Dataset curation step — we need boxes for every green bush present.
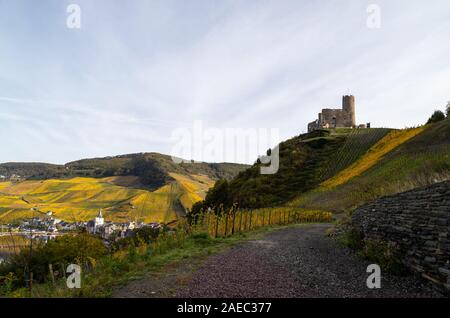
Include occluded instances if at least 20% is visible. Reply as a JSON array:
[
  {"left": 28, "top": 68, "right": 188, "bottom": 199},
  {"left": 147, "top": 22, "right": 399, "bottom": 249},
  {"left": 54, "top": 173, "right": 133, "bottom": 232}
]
[
  {"left": 363, "top": 239, "right": 408, "bottom": 275},
  {"left": 0, "top": 233, "right": 107, "bottom": 286},
  {"left": 426, "top": 110, "right": 446, "bottom": 124},
  {"left": 111, "top": 226, "right": 161, "bottom": 251},
  {"left": 340, "top": 228, "right": 364, "bottom": 250},
  {"left": 340, "top": 228, "right": 408, "bottom": 275}
]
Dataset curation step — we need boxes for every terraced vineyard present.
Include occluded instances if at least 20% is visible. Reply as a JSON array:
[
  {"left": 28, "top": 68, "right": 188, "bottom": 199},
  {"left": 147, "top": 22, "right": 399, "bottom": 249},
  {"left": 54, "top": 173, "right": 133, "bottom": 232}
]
[
  {"left": 0, "top": 174, "right": 216, "bottom": 223},
  {"left": 319, "top": 128, "right": 391, "bottom": 181},
  {"left": 289, "top": 120, "right": 450, "bottom": 212}
]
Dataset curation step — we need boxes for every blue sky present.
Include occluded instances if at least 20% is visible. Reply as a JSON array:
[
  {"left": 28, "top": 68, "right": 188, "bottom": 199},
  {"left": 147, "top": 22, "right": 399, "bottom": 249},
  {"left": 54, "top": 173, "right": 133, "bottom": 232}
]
[{"left": 1, "top": 0, "right": 449, "bottom": 164}]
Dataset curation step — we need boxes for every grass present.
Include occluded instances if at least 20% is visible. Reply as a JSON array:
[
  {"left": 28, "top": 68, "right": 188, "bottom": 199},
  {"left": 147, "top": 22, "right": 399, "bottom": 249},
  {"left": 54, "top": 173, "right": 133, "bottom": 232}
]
[
  {"left": 319, "top": 128, "right": 392, "bottom": 180},
  {"left": 4, "top": 222, "right": 315, "bottom": 298},
  {"left": 339, "top": 228, "right": 408, "bottom": 275},
  {"left": 204, "top": 127, "right": 391, "bottom": 209},
  {"left": 289, "top": 121, "right": 450, "bottom": 213},
  {"left": 0, "top": 174, "right": 216, "bottom": 224},
  {"left": 321, "top": 127, "right": 425, "bottom": 188}
]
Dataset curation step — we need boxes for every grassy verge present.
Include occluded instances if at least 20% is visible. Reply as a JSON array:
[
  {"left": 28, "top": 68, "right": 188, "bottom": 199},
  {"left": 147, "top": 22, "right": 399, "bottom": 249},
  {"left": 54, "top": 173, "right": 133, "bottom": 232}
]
[
  {"left": 3, "top": 223, "right": 312, "bottom": 298},
  {"left": 338, "top": 227, "right": 408, "bottom": 275}
]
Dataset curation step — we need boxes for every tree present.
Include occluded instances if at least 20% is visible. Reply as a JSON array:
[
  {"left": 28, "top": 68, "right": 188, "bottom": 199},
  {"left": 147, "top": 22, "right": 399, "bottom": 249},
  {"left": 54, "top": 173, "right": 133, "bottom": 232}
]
[
  {"left": 130, "top": 154, "right": 168, "bottom": 189},
  {"left": 446, "top": 102, "right": 450, "bottom": 118},
  {"left": 204, "top": 179, "right": 230, "bottom": 208},
  {"left": 426, "top": 110, "right": 445, "bottom": 124}
]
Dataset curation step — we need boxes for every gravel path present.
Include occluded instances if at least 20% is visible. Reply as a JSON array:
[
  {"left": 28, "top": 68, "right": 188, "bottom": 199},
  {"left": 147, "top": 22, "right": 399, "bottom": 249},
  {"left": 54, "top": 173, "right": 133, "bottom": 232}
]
[
  {"left": 114, "top": 224, "right": 435, "bottom": 298},
  {"left": 176, "top": 224, "right": 433, "bottom": 297}
]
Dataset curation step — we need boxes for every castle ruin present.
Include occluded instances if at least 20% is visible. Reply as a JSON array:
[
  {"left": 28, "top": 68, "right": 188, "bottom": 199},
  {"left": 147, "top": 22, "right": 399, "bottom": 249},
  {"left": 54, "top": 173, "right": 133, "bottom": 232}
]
[{"left": 307, "top": 95, "right": 357, "bottom": 132}]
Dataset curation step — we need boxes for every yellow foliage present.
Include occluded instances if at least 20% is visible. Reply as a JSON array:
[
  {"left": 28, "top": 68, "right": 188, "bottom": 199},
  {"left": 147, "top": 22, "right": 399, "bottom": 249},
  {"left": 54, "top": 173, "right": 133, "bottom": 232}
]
[
  {"left": 321, "top": 127, "right": 425, "bottom": 188},
  {"left": 193, "top": 207, "right": 333, "bottom": 237},
  {"left": 168, "top": 173, "right": 213, "bottom": 209},
  {"left": 0, "top": 174, "right": 214, "bottom": 224}
]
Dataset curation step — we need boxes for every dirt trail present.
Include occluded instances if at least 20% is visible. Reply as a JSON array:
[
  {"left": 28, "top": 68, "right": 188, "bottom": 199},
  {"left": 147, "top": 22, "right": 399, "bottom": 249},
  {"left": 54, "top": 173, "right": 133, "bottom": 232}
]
[{"left": 114, "top": 224, "right": 434, "bottom": 298}]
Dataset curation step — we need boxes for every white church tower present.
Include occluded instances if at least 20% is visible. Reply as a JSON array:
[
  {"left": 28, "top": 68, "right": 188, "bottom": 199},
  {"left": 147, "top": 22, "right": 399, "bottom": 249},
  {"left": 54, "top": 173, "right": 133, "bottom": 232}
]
[{"left": 94, "top": 209, "right": 104, "bottom": 227}]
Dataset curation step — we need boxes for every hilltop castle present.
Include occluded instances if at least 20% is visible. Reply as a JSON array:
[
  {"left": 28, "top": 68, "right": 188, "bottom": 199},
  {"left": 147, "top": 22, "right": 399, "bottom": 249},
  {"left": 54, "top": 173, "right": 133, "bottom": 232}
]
[{"left": 308, "top": 95, "right": 364, "bottom": 132}]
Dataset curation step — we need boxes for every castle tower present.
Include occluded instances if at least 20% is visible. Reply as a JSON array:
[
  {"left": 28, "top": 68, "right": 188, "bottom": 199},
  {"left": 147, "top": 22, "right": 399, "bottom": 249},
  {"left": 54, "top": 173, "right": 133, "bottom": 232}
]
[{"left": 342, "top": 95, "right": 356, "bottom": 127}]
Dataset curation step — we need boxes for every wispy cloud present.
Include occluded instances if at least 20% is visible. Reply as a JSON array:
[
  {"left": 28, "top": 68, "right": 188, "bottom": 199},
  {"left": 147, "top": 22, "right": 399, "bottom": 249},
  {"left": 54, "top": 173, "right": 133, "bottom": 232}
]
[{"left": 0, "top": 0, "right": 449, "bottom": 163}]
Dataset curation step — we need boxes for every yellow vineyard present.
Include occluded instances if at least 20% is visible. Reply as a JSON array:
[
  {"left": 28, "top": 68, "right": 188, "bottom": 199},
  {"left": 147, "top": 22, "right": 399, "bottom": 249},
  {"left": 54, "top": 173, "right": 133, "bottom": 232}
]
[
  {"left": 0, "top": 174, "right": 214, "bottom": 224},
  {"left": 321, "top": 127, "right": 426, "bottom": 188}
]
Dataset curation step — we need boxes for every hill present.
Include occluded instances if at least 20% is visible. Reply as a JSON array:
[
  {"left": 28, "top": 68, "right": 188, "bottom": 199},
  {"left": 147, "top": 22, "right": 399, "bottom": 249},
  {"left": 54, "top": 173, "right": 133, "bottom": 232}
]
[
  {"left": 0, "top": 153, "right": 248, "bottom": 223},
  {"left": 290, "top": 119, "right": 450, "bottom": 212},
  {"left": 0, "top": 152, "right": 247, "bottom": 185},
  {"left": 196, "top": 128, "right": 392, "bottom": 209},
  {"left": 195, "top": 120, "right": 450, "bottom": 214}
]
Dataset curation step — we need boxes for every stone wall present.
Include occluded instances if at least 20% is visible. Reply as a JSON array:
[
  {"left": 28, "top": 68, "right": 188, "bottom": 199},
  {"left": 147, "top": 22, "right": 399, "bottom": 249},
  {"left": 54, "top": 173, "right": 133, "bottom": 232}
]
[
  {"left": 307, "top": 95, "right": 356, "bottom": 132},
  {"left": 351, "top": 181, "right": 450, "bottom": 295}
]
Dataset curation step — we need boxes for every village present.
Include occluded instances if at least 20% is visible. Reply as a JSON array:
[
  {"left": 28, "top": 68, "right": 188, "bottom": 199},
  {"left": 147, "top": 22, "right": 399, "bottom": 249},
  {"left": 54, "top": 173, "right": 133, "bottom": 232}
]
[{"left": 0, "top": 209, "right": 161, "bottom": 243}]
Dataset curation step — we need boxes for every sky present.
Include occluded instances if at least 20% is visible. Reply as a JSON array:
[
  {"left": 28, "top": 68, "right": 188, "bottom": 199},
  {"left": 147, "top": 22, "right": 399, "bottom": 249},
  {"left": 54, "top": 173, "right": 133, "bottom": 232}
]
[{"left": 0, "top": 0, "right": 449, "bottom": 164}]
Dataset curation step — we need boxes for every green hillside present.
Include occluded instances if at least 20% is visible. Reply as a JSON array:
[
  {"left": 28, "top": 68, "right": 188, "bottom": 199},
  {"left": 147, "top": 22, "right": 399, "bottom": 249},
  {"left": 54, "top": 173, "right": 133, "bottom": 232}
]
[
  {"left": 291, "top": 119, "right": 450, "bottom": 213},
  {"left": 195, "top": 120, "right": 449, "bottom": 214},
  {"left": 195, "top": 128, "right": 392, "bottom": 209},
  {"left": 0, "top": 152, "right": 247, "bottom": 183}
]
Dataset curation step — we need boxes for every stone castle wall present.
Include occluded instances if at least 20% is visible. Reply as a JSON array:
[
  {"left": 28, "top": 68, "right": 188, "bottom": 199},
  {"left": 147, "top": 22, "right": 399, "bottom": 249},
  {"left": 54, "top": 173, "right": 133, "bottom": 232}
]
[
  {"left": 351, "top": 181, "right": 450, "bottom": 295},
  {"left": 307, "top": 95, "right": 356, "bottom": 132}
]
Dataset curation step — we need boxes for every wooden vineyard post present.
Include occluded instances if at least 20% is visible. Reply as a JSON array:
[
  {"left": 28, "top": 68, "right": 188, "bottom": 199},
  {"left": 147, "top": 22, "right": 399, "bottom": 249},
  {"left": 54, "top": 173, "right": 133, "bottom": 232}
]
[
  {"left": 49, "top": 264, "right": 55, "bottom": 285},
  {"left": 231, "top": 211, "right": 236, "bottom": 235},
  {"left": 224, "top": 213, "right": 229, "bottom": 237},
  {"left": 214, "top": 213, "right": 220, "bottom": 238},
  {"left": 238, "top": 210, "right": 243, "bottom": 233},
  {"left": 262, "top": 210, "right": 265, "bottom": 227},
  {"left": 207, "top": 211, "right": 211, "bottom": 235},
  {"left": 249, "top": 210, "right": 253, "bottom": 230},
  {"left": 288, "top": 210, "right": 291, "bottom": 224},
  {"left": 243, "top": 211, "right": 248, "bottom": 231}
]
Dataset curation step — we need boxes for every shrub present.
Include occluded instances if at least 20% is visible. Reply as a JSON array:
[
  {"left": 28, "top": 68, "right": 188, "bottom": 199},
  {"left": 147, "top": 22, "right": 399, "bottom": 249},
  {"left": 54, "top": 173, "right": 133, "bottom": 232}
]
[
  {"left": 426, "top": 110, "right": 445, "bottom": 124},
  {"left": 363, "top": 239, "right": 408, "bottom": 275},
  {"left": 0, "top": 233, "right": 107, "bottom": 286},
  {"left": 339, "top": 228, "right": 408, "bottom": 275},
  {"left": 340, "top": 228, "right": 364, "bottom": 250},
  {"left": 111, "top": 226, "right": 161, "bottom": 251}
]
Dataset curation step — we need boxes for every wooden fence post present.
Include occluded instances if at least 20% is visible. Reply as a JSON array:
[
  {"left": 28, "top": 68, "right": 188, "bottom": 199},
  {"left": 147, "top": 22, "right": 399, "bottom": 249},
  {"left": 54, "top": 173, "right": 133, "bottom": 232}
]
[
  {"left": 231, "top": 211, "right": 236, "bottom": 235},
  {"left": 49, "top": 264, "right": 55, "bottom": 285},
  {"left": 243, "top": 211, "right": 248, "bottom": 231},
  {"left": 214, "top": 214, "right": 220, "bottom": 238},
  {"left": 206, "top": 212, "right": 211, "bottom": 234},
  {"left": 239, "top": 210, "right": 243, "bottom": 233},
  {"left": 224, "top": 213, "right": 229, "bottom": 237}
]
